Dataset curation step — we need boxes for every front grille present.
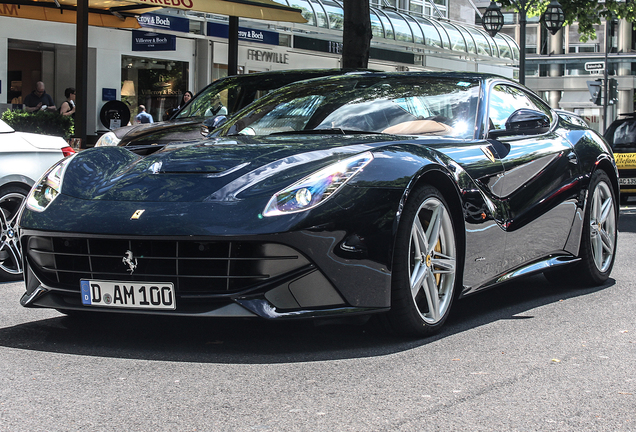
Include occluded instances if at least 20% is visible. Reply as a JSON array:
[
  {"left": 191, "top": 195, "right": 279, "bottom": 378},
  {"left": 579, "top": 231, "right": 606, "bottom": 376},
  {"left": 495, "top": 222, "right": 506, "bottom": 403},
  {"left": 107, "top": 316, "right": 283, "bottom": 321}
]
[{"left": 25, "top": 236, "right": 309, "bottom": 297}]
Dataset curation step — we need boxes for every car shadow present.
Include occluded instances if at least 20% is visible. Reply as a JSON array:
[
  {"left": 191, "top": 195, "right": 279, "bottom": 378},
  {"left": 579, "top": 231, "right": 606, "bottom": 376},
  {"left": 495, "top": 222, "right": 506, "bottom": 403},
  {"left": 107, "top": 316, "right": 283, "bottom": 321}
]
[{"left": 0, "top": 274, "right": 613, "bottom": 364}]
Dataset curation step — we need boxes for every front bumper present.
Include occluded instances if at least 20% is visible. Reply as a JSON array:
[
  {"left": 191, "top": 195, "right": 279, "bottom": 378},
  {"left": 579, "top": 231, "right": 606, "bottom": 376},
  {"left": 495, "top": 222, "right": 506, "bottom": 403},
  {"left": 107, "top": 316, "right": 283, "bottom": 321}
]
[{"left": 19, "top": 188, "right": 400, "bottom": 319}]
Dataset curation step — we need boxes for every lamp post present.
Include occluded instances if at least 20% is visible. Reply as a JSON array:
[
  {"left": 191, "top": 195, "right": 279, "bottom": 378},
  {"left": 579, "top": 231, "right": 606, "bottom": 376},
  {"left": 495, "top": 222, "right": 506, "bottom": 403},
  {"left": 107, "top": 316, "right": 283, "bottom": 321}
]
[
  {"left": 482, "top": 0, "right": 564, "bottom": 86},
  {"left": 483, "top": 1, "right": 505, "bottom": 37}
]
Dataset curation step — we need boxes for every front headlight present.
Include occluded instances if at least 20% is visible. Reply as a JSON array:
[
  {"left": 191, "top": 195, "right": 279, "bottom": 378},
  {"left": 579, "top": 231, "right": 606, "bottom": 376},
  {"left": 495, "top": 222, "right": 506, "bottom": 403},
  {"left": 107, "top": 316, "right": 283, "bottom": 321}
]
[
  {"left": 263, "top": 152, "right": 373, "bottom": 217},
  {"left": 95, "top": 131, "right": 120, "bottom": 147},
  {"left": 26, "top": 155, "right": 75, "bottom": 212}
]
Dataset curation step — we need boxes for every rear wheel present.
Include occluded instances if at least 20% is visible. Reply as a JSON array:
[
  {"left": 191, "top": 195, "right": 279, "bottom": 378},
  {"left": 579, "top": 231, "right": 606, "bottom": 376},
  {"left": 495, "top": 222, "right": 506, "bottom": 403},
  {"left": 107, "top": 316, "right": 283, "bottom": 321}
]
[
  {"left": 385, "top": 186, "right": 458, "bottom": 337},
  {"left": 0, "top": 184, "right": 30, "bottom": 281}
]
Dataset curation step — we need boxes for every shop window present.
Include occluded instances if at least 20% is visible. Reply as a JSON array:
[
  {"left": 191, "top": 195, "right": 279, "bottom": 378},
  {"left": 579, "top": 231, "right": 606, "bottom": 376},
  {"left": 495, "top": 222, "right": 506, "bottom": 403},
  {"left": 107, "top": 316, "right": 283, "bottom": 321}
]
[
  {"left": 121, "top": 56, "right": 189, "bottom": 123},
  {"left": 569, "top": 45, "right": 600, "bottom": 53},
  {"left": 8, "top": 71, "right": 22, "bottom": 105},
  {"left": 213, "top": 64, "right": 229, "bottom": 81},
  {"left": 7, "top": 49, "right": 42, "bottom": 106},
  {"left": 189, "top": 20, "right": 205, "bottom": 35},
  {"left": 279, "top": 34, "right": 292, "bottom": 47},
  {"left": 409, "top": 3, "right": 423, "bottom": 16}
]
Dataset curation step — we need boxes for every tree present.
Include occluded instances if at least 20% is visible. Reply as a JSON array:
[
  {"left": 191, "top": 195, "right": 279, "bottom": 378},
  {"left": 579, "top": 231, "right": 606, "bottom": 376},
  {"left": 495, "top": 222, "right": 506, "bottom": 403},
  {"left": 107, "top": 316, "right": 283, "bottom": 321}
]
[
  {"left": 496, "top": 0, "right": 636, "bottom": 42},
  {"left": 342, "top": 0, "right": 372, "bottom": 68}
]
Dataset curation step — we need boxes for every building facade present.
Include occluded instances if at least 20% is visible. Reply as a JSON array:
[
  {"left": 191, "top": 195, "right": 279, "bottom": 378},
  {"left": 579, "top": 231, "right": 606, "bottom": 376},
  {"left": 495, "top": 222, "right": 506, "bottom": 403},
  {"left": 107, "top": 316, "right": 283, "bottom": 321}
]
[
  {"left": 474, "top": 0, "right": 636, "bottom": 133},
  {"left": 0, "top": 0, "right": 518, "bottom": 142}
]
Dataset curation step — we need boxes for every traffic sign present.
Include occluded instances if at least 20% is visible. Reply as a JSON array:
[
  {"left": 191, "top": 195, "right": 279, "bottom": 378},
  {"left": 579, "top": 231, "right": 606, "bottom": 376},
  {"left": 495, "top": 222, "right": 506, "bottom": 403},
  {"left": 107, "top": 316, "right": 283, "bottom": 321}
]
[
  {"left": 585, "top": 62, "right": 605, "bottom": 72},
  {"left": 587, "top": 79, "right": 603, "bottom": 105}
]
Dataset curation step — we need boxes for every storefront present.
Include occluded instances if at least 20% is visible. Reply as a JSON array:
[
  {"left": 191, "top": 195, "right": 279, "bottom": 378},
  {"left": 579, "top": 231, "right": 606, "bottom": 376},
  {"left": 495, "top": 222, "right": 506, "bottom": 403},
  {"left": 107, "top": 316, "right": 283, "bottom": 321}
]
[
  {"left": 0, "top": 1, "right": 518, "bottom": 142},
  {"left": 121, "top": 55, "right": 190, "bottom": 123},
  {"left": 0, "top": 13, "right": 196, "bottom": 140},
  {"left": 557, "top": 91, "right": 604, "bottom": 132}
]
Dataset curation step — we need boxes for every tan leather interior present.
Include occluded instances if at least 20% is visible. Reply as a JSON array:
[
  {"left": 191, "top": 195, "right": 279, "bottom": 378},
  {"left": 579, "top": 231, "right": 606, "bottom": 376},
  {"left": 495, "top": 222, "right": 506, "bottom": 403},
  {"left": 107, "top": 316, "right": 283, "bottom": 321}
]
[{"left": 383, "top": 120, "right": 454, "bottom": 135}]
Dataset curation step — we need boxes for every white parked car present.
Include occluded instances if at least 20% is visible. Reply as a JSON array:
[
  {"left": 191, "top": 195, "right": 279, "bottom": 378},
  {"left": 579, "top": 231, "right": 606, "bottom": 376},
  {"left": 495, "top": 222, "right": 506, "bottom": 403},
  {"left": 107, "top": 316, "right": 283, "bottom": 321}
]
[{"left": 0, "top": 119, "right": 75, "bottom": 280}]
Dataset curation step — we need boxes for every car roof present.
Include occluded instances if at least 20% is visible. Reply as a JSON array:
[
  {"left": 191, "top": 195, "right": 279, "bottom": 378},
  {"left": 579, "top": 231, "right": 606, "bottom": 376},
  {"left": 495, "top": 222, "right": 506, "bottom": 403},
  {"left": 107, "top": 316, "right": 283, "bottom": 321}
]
[
  {"left": 202, "top": 68, "right": 372, "bottom": 87},
  {"left": 261, "top": 71, "right": 511, "bottom": 89}
]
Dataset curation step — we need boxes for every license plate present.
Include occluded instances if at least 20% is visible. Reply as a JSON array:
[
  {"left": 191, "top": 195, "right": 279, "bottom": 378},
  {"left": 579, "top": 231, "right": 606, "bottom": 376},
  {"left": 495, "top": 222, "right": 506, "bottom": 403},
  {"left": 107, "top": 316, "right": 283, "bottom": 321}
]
[
  {"left": 80, "top": 279, "right": 176, "bottom": 310},
  {"left": 619, "top": 178, "right": 636, "bottom": 185}
]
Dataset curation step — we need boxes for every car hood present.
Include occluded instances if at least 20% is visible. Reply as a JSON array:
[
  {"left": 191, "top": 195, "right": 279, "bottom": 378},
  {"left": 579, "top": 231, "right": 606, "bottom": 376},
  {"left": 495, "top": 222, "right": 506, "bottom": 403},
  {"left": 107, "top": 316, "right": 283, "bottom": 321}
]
[
  {"left": 63, "top": 134, "right": 418, "bottom": 202},
  {"left": 114, "top": 118, "right": 203, "bottom": 144},
  {"left": 14, "top": 131, "right": 69, "bottom": 150}
]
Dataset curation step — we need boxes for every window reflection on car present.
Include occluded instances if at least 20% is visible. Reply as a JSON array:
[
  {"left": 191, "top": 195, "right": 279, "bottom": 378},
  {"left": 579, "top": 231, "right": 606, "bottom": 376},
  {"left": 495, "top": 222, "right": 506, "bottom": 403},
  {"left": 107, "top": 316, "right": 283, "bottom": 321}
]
[
  {"left": 488, "top": 84, "right": 553, "bottom": 133},
  {"left": 219, "top": 76, "right": 481, "bottom": 140},
  {"left": 555, "top": 109, "right": 589, "bottom": 128}
]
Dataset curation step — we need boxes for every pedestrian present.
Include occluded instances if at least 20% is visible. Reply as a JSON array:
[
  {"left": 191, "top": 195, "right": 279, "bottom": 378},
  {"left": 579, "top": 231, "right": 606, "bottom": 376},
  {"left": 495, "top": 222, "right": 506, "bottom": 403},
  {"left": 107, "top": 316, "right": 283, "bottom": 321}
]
[
  {"left": 136, "top": 105, "right": 153, "bottom": 124},
  {"left": 165, "top": 90, "right": 194, "bottom": 120},
  {"left": 59, "top": 87, "right": 76, "bottom": 118},
  {"left": 178, "top": 90, "right": 194, "bottom": 110},
  {"left": 23, "top": 81, "right": 56, "bottom": 113}
]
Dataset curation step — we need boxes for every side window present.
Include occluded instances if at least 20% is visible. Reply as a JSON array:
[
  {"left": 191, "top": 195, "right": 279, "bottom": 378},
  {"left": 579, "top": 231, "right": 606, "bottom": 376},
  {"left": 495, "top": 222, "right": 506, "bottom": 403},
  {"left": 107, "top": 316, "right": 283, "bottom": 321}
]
[
  {"left": 527, "top": 93, "right": 552, "bottom": 118},
  {"left": 488, "top": 84, "right": 551, "bottom": 131}
]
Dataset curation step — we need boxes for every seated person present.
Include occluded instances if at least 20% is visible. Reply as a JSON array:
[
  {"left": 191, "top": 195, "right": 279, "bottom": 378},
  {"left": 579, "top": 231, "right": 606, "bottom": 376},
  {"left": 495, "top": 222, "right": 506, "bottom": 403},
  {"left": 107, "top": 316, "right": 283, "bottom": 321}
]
[{"left": 204, "top": 94, "right": 228, "bottom": 117}]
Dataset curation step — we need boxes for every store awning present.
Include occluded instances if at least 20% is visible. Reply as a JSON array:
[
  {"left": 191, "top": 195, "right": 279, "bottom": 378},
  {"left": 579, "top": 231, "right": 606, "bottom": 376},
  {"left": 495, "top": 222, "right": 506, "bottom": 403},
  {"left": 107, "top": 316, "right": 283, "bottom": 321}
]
[
  {"left": 1, "top": 0, "right": 306, "bottom": 145},
  {"left": 0, "top": 0, "right": 306, "bottom": 26},
  {"left": 0, "top": 0, "right": 151, "bottom": 28},
  {"left": 558, "top": 91, "right": 598, "bottom": 109},
  {"left": 129, "top": 0, "right": 307, "bottom": 23}
]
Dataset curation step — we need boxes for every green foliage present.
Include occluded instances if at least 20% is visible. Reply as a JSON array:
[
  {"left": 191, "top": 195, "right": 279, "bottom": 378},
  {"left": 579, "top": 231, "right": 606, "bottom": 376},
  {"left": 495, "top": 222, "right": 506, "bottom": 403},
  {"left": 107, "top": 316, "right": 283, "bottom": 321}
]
[
  {"left": 1, "top": 109, "right": 74, "bottom": 140},
  {"left": 497, "top": 0, "right": 636, "bottom": 42}
]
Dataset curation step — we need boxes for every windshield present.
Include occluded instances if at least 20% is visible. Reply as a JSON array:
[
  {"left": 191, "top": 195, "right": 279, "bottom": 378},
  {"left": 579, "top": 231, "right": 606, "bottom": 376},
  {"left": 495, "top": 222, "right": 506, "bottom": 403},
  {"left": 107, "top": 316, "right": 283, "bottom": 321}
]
[
  {"left": 174, "top": 78, "right": 236, "bottom": 119},
  {"left": 173, "top": 71, "right": 340, "bottom": 120},
  {"left": 218, "top": 76, "right": 480, "bottom": 139},
  {"left": 611, "top": 119, "right": 636, "bottom": 148}
]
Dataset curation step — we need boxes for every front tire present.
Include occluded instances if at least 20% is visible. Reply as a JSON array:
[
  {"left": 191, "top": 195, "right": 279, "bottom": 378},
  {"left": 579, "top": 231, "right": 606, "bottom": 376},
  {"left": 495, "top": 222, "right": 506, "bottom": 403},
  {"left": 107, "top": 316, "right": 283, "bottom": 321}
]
[
  {"left": 0, "top": 184, "right": 30, "bottom": 281},
  {"left": 577, "top": 170, "right": 618, "bottom": 285},
  {"left": 386, "top": 185, "right": 458, "bottom": 337}
]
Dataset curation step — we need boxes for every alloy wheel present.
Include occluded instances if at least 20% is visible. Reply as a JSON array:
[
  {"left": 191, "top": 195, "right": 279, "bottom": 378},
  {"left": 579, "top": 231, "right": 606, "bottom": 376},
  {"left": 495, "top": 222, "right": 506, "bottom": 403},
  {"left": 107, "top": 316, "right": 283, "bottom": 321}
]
[
  {"left": 0, "top": 191, "right": 26, "bottom": 277},
  {"left": 408, "top": 196, "right": 456, "bottom": 324},
  {"left": 589, "top": 180, "right": 616, "bottom": 273}
]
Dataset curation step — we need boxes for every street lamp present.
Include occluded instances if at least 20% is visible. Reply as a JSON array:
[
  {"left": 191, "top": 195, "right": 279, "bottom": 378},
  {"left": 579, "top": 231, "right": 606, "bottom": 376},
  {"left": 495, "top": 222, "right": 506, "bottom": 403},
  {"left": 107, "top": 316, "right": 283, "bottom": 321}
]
[
  {"left": 482, "top": 1, "right": 565, "bottom": 85},
  {"left": 483, "top": 1, "right": 504, "bottom": 37},
  {"left": 542, "top": 0, "right": 566, "bottom": 35}
]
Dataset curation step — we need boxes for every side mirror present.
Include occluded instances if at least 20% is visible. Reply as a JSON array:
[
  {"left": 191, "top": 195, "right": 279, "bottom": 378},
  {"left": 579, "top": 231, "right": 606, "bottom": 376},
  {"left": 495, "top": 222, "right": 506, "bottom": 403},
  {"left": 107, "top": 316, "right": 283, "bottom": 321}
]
[
  {"left": 200, "top": 115, "right": 228, "bottom": 136},
  {"left": 489, "top": 108, "right": 551, "bottom": 138}
]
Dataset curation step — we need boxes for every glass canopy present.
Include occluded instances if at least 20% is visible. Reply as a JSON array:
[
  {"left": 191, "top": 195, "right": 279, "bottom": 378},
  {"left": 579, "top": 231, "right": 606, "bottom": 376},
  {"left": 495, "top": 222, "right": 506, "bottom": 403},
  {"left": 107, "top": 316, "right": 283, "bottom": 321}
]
[{"left": 277, "top": 0, "right": 519, "bottom": 61}]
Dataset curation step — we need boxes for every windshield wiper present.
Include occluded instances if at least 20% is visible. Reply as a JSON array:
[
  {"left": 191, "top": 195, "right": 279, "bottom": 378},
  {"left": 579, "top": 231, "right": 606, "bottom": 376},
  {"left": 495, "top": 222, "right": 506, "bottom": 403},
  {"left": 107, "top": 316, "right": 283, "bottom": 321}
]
[{"left": 270, "top": 128, "right": 381, "bottom": 136}]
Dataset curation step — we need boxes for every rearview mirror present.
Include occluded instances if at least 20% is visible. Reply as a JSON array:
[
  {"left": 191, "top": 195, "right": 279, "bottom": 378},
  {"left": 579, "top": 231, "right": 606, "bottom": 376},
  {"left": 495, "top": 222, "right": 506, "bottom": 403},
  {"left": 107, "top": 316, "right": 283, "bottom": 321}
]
[
  {"left": 489, "top": 108, "right": 551, "bottom": 138},
  {"left": 201, "top": 115, "right": 228, "bottom": 137}
]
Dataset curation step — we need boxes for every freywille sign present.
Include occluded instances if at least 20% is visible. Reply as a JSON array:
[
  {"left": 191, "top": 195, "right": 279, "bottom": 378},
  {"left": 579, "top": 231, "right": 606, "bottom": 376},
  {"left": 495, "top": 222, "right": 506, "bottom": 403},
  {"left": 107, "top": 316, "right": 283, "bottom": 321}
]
[
  {"left": 247, "top": 49, "right": 289, "bottom": 64},
  {"left": 328, "top": 41, "right": 343, "bottom": 54}
]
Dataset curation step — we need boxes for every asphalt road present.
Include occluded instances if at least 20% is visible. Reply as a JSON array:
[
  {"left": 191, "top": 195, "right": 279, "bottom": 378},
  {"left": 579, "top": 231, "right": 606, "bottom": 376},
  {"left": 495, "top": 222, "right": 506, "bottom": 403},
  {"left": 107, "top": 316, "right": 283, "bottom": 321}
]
[{"left": 1, "top": 208, "right": 635, "bottom": 431}]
